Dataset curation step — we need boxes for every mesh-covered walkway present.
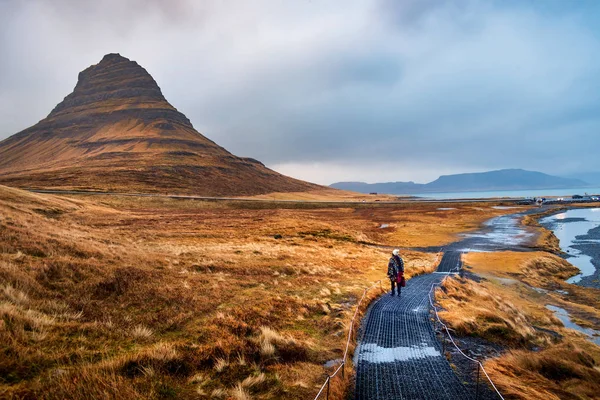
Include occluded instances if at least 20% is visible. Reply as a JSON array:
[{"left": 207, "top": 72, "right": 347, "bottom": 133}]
[{"left": 354, "top": 251, "right": 471, "bottom": 400}]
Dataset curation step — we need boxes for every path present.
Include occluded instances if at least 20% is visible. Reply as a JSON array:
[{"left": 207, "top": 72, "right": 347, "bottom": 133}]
[
  {"left": 354, "top": 251, "right": 471, "bottom": 400},
  {"left": 354, "top": 208, "right": 545, "bottom": 399}
]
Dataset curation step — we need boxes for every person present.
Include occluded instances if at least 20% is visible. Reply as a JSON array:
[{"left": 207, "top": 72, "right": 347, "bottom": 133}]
[
  {"left": 536, "top": 198, "right": 543, "bottom": 207},
  {"left": 387, "top": 249, "right": 405, "bottom": 296}
]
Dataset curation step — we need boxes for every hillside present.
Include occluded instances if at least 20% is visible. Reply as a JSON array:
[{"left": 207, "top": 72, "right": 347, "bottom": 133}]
[
  {"left": 331, "top": 169, "right": 588, "bottom": 195},
  {"left": 0, "top": 54, "right": 320, "bottom": 196}
]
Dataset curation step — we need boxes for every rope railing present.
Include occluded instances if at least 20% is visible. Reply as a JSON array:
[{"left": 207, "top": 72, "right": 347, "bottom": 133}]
[
  {"left": 428, "top": 255, "right": 505, "bottom": 400},
  {"left": 312, "top": 251, "right": 443, "bottom": 400},
  {"left": 312, "top": 279, "right": 383, "bottom": 400}
]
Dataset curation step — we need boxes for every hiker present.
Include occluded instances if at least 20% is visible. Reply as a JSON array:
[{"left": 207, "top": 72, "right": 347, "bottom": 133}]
[
  {"left": 536, "top": 198, "right": 543, "bottom": 207},
  {"left": 387, "top": 249, "right": 405, "bottom": 296}
]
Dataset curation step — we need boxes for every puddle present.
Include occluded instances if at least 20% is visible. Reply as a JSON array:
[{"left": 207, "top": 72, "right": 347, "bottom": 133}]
[
  {"left": 458, "top": 214, "right": 535, "bottom": 250},
  {"left": 540, "top": 208, "right": 600, "bottom": 283},
  {"left": 379, "top": 224, "right": 389, "bottom": 229},
  {"left": 495, "top": 277, "right": 518, "bottom": 285},
  {"left": 492, "top": 206, "right": 519, "bottom": 210},
  {"left": 437, "top": 208, "right": 456, "bottom": 211},
  {"left": 546, "top": 305, "right": 600, "bottom": 345},
  {"left": 356, "top": 343, "right": 440, "bottom": 363},
  {"left": 565, "top": 255, "right": 595, "bottom": 284},
  {"left": 530, "top": 286, "right": 548, "bottom": 294}
]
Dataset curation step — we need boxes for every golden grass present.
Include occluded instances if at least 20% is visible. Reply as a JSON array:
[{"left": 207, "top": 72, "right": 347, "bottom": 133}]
[
  {"left": 436, "top": 250, "right": 600, "bottom": 400},
  {"left": 0, "top": 185, "right": 523, "bottom": 399},
  {"left": 243, "top": 188, "right": 398, "bottom": 202},
  {"left": 463, "top": 251, "right": 579, "bottom": 283},
  {"left": 522, "top": 214, "right": 562, "bottom": 252},
  {"left": 486, "top": 341, "right": 600, "bottom": 400}
]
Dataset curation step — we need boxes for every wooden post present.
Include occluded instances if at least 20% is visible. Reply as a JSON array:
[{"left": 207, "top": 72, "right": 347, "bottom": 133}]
[
  {"left": 442, "top": 332, "right": 446, "bottom": 354},
  {"left": 475, "top": 363, "right": 480, "bottom": 400}
]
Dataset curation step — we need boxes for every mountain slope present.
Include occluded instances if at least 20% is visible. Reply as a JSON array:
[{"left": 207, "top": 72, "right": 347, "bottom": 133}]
[
  {"left": 0, "top": 53, "right": 319, "bottom": 196},
  {"left": 331, "top": 169, "right": 588, "bottom": 194}
]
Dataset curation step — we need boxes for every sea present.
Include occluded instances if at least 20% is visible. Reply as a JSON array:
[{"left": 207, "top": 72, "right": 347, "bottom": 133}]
[{"left": 412, "top": 187, "right": 600, "bottom": 200}]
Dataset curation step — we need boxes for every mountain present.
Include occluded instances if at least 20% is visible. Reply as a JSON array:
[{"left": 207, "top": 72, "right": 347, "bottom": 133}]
[
  {"left": 0, "top": 53, "right": 319, "bottom": 196},
  {"left": 331, "top": 169, "right": 589, "bottom": 194}
]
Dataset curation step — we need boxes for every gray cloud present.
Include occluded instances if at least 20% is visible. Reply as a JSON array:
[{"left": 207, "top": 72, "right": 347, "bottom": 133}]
[{"left": 1, "top": 0, "right": 599, "bottom": 184}]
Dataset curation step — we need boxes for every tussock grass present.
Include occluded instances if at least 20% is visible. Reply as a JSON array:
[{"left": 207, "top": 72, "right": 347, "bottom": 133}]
[
  {"left": 486, "top": 342, "right": 600, "bottom": 400},
  {"left": 211, "top": 387, "right": 228, "bottom": 398},
  {"left": 436, "top": 251, "right": 600, "bottom": 400},
  {"left": 0, "top": 185, "right": 518, "bottom": 399},
  {"left": 241, "top": 372, "right": 267, "bottom": 388},
  {"left": 437, "top": 277, "right": 545, "bottom": 346},
  {"left": 231, "top": 383, "right": 252, "bottom": 400},
  {"left": 131, "top": 325, "right": 153, "bottom": 339}
]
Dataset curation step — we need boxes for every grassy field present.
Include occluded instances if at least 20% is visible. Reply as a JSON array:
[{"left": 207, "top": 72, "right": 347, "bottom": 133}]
[
  {"left": 436, "top": 251, "right": 600, "bottom": 400},
  {"left": 0, "top": 185, "right": 521, "bottom": 399}
]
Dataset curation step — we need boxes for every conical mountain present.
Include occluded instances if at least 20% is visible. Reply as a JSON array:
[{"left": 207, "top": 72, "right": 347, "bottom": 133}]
[{"left": 0, "top": 54, "right": 319, "bottom": 195}]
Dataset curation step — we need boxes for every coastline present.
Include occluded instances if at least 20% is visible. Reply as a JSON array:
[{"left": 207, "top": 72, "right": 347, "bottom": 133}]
[{"left": 537, "top": 206, "right": 600, "bottom": 289}]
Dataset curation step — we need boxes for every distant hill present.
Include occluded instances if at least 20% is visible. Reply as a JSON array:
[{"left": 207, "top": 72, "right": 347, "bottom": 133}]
[
  {"left": 0, "top": 53, "right": 321, "bottom": 196},
  {"left": 331, "top": 169, "right": 589, "bottom": 195}
]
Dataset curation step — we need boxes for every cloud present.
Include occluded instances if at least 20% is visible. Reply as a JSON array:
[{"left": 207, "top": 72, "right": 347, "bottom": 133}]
[{"left": 1, "top": 0, "right": 599, "bottom": 184}]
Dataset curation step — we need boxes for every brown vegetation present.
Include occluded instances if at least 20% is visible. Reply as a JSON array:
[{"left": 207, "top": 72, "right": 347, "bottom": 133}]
[
  {"left": 0, "top": 185, "right": 521, "bottom": 399},
  {"left": 436, "top": 251, "right": 600, "bottom": 400}
]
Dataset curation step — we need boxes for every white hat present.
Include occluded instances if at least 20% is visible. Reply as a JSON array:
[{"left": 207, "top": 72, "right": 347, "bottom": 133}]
[{"left": 392, "top": 249, "right": 399, "bottom": 256}]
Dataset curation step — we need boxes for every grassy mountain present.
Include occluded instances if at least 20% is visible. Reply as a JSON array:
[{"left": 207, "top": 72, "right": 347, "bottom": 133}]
[
  {"left": 331, "top": 169, "right": 588, "bottom": 195},
  {"left": 0, "top": 54, "right": 320, "bottom": 196}
]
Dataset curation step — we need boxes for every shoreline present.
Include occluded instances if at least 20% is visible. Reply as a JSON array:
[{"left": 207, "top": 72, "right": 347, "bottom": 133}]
[{"left": 537, "top": 207, "right": 600, "bottom": 289}]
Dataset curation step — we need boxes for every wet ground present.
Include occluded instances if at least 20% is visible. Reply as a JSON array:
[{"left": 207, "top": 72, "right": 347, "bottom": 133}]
[
  {"left": 413, "top": 208, "right": 541, "bottom": 254},
  {"left": 354, "top": 252, "right": 498, "bottom": 400},
  {"left": 540, "top": 208, "right": 600, "bottom": 289},
  {"left": 546, "top": 305, "right": 600, "bottom": 346},
  {"left": 355, "top": 206, "right": 599, "bottom": 399}
]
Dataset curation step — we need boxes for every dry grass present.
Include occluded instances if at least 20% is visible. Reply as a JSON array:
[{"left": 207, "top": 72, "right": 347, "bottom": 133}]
[
  {"left": 486, "top": 341, "right": 600, "bottom": 400},
  {"left": 0, "top": 185, "right": 522, "bottom": 399},
  {"left": 463, "top": 251, "right": 579, "bottom": 283},
  {"left": 437, "top": 276, "right": 552, "bottom": 346},
  {"left": 436, "top": 251, "right": 600, "bottom": 400},
  {"left": 522, "top": 214, "right": 562, "bottom": 252},
  {"left": 242, "top": 188, "right": 397, "bottom": 202}
]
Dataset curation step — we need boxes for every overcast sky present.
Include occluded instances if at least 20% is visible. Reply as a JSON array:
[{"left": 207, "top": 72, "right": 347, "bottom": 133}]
[{"left": 1, "top": 0, "right": 600, "bottom": 184}]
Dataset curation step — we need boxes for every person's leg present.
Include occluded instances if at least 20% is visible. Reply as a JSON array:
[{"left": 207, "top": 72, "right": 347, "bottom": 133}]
[{"left": 390, "top": 279, "right": 395, "bottom": 295}]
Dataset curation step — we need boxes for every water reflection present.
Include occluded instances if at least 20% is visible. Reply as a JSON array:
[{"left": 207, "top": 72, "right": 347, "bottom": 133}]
[{"left": 540, "top": 208, "right": 600, "bottom": 283}]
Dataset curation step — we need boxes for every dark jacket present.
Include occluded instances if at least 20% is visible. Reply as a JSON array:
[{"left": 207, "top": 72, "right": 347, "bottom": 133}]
[{"left": 387, "top": 255, "right": 404, "bottom": 280}]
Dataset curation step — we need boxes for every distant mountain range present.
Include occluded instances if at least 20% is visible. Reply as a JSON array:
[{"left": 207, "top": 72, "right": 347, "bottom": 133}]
[{"left": 330, "top": 169, "right": 589, "bottom": 195}]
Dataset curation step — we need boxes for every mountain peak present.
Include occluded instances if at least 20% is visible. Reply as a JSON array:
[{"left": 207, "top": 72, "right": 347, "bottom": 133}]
[
  {"left": 47, "top": 53, "right": 181, "bottom": 124},
  {"left": 99, "top": 52, "right": 128, "bottom": 62},
  {"left": 0, "top": 54, "right": 320, "bottom": 196}
]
